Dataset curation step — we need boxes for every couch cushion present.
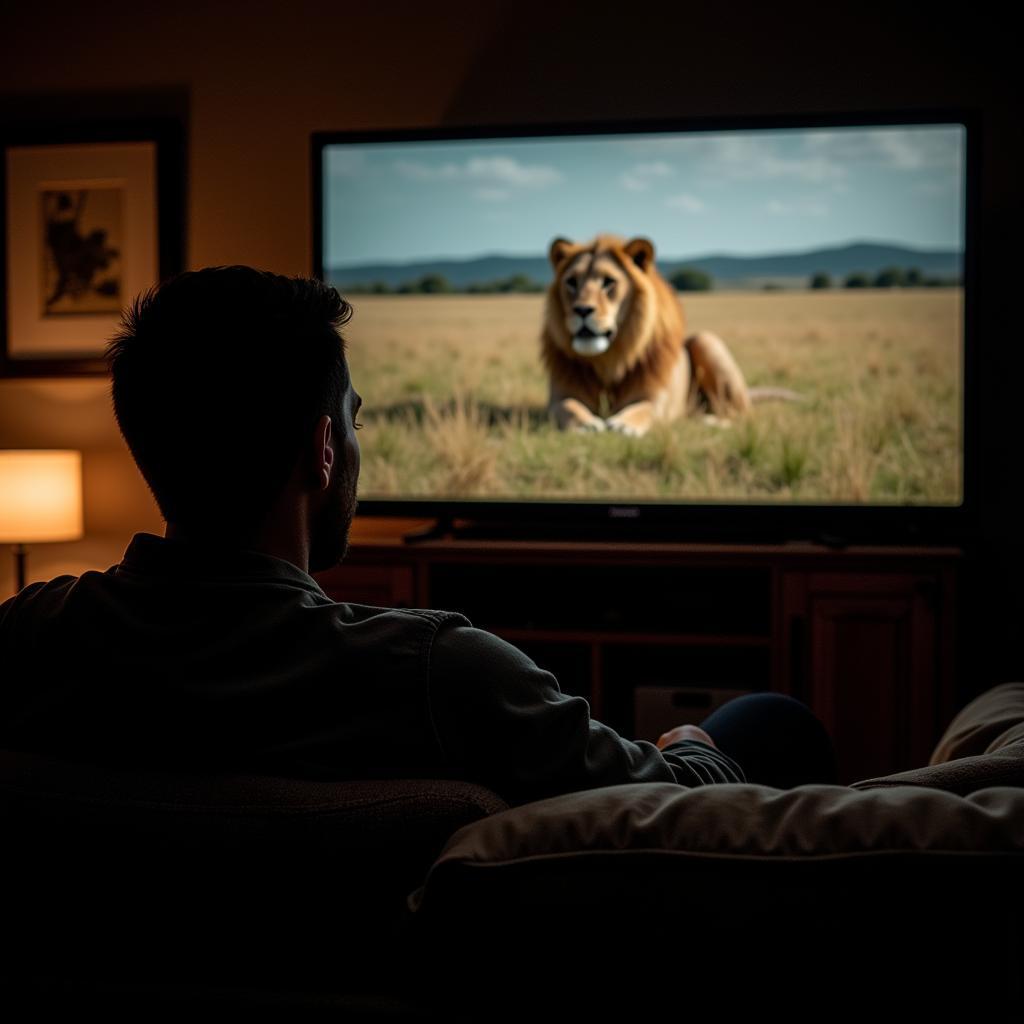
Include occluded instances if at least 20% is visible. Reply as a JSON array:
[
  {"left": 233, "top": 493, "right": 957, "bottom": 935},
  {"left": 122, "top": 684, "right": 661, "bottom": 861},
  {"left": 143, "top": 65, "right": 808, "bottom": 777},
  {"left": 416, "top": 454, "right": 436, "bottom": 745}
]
[
  {"left": 407, "top": 781, "right": 1024, "bottom": 1013},
  {"left": 410, "top": 782, "right": 1024, "bottom": 881},
  {"left": 853, "top": 682, "right": 1024, "bottom": 793}
]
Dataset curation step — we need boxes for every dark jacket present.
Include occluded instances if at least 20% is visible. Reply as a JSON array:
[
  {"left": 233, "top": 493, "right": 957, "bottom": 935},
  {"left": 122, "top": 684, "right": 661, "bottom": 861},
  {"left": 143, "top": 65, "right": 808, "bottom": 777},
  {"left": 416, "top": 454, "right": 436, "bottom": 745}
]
[{"left": 0, "top": 532, "right": 745, "bottom": 806}]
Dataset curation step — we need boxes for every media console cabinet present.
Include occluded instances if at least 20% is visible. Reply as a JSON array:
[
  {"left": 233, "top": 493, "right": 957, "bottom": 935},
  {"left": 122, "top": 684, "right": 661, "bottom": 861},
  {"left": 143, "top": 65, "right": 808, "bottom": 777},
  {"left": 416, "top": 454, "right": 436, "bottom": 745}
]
[{"left": 314, "top": 518, "right": 960, "bottom": 785}]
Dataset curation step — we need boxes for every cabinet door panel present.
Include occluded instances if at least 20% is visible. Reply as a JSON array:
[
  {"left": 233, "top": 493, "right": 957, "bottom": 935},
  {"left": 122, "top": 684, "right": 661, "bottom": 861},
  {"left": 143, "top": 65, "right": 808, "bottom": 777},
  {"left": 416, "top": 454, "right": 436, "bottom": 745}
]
[
  {"left": 810, "top": 596, "right": 913, "bottom": 783},
  {"left": 789, "top": 574, "right": 940, "bottom": 784}
]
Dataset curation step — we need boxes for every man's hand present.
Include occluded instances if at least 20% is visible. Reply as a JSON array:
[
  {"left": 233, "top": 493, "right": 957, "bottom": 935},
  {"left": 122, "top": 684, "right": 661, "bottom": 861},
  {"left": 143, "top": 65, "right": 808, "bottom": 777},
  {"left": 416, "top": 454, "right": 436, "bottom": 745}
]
[{"left": 656, "top": 723, "right": 717, "bottom": 750}]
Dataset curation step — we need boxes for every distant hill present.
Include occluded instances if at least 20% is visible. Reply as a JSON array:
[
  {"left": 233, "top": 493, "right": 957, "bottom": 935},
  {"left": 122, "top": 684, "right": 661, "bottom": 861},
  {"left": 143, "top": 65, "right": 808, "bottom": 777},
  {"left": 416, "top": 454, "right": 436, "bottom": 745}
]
[
  {"left": 326, "top": 241, "right": 962, "bottom": 292},
  {"left": 328, "top": 254, "right": 552, "bottom": 291},
  {"left": 671, "top": 242, "right": 961, "bottom": 287}
]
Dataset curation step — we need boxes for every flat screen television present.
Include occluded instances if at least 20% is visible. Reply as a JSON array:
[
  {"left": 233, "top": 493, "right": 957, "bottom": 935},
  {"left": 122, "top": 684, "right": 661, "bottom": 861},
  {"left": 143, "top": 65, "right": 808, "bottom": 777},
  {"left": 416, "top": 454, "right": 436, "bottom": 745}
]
[{"left": 312, "top": 112, "right": 975, "bottom": 544}]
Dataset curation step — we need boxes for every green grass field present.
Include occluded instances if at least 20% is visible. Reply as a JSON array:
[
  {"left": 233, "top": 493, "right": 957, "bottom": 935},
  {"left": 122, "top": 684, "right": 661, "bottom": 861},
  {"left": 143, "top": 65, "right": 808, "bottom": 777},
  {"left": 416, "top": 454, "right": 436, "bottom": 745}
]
[{"left": 344, "top": 289, "right": 962, "bottom": 505}]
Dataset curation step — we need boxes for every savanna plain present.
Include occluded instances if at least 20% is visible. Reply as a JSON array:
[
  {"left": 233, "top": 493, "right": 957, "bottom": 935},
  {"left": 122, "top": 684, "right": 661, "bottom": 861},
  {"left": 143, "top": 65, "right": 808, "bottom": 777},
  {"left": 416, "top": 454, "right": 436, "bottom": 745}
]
[{"left": 345, "top": 290, "right": 962, "bottom": 505}]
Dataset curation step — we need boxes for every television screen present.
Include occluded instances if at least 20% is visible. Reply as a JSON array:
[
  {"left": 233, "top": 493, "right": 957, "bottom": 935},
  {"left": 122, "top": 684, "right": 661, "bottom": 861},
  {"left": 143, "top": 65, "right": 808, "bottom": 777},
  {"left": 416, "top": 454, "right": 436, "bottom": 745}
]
[{"left": 316, "top": 118, "right": 966, "bottom": 515}]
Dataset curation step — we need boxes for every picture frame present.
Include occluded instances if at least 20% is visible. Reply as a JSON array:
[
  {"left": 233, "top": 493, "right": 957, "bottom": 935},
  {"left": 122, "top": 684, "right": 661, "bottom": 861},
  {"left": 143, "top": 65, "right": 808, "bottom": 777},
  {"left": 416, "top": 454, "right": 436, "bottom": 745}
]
[{"left": 0, "top": 119, "right": 184, "bottom": 377}]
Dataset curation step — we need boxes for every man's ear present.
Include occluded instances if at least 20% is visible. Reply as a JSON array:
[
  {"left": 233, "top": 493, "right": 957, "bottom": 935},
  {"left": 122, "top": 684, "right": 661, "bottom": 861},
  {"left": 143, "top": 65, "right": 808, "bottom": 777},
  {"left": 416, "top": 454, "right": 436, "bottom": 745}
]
[
  {"left": 624, "top": 237, "right": 655, "bottom": 272},
  {"left": 314, "top": 414, "right": 334, "bottom": 491}
]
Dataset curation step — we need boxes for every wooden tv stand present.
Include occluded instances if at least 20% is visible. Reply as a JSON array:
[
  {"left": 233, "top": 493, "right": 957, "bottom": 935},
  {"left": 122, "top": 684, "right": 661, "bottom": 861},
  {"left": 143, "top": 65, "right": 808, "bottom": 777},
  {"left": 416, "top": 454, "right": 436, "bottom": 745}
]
[{"left": 314, "top": 516, "right": 960, "bottom": 786}]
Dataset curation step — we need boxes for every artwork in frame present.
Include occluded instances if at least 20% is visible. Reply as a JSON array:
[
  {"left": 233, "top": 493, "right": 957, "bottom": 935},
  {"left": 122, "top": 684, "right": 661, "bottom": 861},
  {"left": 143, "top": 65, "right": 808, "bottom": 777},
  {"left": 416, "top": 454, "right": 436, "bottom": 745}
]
[{"left": 1, "top": 120, "right": 184, "bottom": 377}]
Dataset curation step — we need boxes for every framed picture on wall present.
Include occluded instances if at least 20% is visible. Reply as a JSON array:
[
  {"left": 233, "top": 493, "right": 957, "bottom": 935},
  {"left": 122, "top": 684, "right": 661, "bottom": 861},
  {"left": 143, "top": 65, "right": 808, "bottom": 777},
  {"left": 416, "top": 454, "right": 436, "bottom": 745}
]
[{"left": 0, "top": 119, "right": 184, "bottom": 377}]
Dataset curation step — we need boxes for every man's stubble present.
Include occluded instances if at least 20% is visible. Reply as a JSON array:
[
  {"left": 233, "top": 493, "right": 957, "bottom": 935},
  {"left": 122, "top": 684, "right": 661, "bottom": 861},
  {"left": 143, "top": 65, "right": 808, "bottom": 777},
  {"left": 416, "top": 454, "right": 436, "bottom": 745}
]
[{"left": 308, "top": 467, "right": 358, "bottom": 574}]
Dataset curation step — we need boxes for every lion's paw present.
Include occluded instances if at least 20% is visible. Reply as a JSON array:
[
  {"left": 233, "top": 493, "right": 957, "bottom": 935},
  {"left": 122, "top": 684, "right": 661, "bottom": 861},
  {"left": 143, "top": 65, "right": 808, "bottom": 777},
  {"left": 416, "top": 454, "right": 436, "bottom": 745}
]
[
  {"left": 570, "top": 417, "right": 607, "bottom": 433},
  {"left": 702, "top": 414, "right": 732, "bottom": 429},
  {"left": 607, "top": 418, "right": 645, "bottom": 438}
]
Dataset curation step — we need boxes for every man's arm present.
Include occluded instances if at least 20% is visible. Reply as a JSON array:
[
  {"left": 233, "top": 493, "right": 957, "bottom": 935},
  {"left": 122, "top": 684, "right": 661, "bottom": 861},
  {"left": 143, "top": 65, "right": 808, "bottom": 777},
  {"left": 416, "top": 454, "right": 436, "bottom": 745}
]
[{"left": 428, "top": 623, "right": 746, "bottom": 806}]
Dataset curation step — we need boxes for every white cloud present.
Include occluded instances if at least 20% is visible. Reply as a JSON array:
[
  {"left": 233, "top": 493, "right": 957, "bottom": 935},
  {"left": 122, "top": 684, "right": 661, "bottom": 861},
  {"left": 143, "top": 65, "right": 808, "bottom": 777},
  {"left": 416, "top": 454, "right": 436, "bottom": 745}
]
[
  {"left": 393, "top": 159, "right": 461, "bottom": 180},
  {"left": 327, "top": 151, "right": 367, "bottom": 178},
  {"left": 666, "top": 193, "right": 706, "bottom": 213},
  {"left": 765, "top": 198, "right": 828, "bottom": 217},
  {"left": 636, "top": 160, "right": 673, "bottom": 176},
  {"left": 465, "top": 156, "right": 561, "bottom": 187},
  {"left": 703, "top": 137, "right": 846, "bottom": 184},
  {"left": 612, "top": 125, "right": 962, "bottom": 182},
  {"left": 621, "top": 160, "right": 674, "bottom": 191},
  {"left": 613, "top": 137, "right": 705, "bottom": 156},
  {"left": 869, "top": 132, "right": 930, "bottom": 169},
  {"left": 394, "top": 155, "right": 562, "bottom": 190},
  {"left": 803, "top": 127, "right": 962, "bottom": 172}
]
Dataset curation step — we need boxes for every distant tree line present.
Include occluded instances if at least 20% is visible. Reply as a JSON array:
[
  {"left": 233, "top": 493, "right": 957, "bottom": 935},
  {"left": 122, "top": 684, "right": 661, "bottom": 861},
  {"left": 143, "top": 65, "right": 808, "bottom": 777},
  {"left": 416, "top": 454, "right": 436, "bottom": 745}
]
[
  {"left": 342, "top": 265, "right": 961, "bottom": 295},
  {"left": 668, "top": 268, "right": 713, "bottom": 292},
  {"left": 342, "top": 273, "right": 545, "bottom": 295},
  {"left": 467, "top": 274, "right": 545, "bottom": 294},
  {"left": 810, "top": 268, "right": 961, "bottom": 290},
  {"left": 669, "top": 266, "right": 962, "bottom": 292}
]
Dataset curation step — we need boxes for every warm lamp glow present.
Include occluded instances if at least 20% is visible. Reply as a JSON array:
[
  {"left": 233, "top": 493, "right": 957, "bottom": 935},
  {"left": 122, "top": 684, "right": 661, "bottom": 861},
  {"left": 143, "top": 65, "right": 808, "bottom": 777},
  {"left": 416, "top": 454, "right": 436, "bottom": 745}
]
[{"left": 0, "top": 450, "right": 84, "bottom": 543}]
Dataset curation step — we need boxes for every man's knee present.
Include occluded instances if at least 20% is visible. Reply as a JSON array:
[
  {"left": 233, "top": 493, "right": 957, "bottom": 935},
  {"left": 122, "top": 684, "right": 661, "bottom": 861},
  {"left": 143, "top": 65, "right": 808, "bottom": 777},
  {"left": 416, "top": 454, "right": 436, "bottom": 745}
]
[
  {"left": 705, "top": 691, "right": 829, "bottom": 741},
  {"left": 717, "top": 691, "right": 812, "bottom": 719}
]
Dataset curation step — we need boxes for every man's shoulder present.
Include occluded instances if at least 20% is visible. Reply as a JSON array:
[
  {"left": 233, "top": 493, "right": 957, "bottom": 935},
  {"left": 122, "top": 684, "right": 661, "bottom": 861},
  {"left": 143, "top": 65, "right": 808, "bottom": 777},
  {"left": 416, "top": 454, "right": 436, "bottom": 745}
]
[
  {"left": 428, "top": 621, "right": 555, "bottom": 692},
  {"left": 0, "top": 572, "right": 93, "bottom": 623},
  {"left": 335, "top": 601, "right": 472, "bottom": 635}
]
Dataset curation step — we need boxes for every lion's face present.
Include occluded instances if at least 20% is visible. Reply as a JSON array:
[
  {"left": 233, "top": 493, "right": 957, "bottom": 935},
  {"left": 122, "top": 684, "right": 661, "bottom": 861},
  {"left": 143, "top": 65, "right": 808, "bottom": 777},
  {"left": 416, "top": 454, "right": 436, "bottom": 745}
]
[
  {"left": 547, "top": 236, "right": 658, "bottom": 363},
  {"left": 557, "top": 249, "right": 634, "bottom": 357}
]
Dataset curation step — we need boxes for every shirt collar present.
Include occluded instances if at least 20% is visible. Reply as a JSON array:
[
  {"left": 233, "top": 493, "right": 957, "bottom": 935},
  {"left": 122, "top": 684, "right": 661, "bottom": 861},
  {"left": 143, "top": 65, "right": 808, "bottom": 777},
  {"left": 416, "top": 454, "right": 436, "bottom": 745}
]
[{"left": 116, "top": 532, "right": 328, "bottom": 596}]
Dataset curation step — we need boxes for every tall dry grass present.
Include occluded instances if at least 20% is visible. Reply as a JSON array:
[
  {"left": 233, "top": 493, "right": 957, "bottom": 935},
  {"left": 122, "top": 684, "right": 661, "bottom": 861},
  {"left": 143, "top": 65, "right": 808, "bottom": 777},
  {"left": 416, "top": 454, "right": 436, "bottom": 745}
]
[{"left": 343, "top": 290, "right": 962, "bottom": 505}]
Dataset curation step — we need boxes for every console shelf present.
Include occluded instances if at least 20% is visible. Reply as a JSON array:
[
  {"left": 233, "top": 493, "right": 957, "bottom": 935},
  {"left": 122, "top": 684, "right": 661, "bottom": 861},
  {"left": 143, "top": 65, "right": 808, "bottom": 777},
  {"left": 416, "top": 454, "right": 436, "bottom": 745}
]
[
  {"left": 491, "top": 629, "right": 770, "bottom": 647},
  {"left": 314, "top": 517, "right": 960, "bottom": 785}
]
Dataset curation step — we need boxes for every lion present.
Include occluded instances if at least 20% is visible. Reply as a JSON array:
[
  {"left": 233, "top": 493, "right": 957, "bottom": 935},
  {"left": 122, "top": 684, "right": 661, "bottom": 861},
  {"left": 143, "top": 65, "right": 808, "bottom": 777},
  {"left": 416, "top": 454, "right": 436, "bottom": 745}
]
[{"left": 542, "top": 234, "right": 752, "bottom": 437}]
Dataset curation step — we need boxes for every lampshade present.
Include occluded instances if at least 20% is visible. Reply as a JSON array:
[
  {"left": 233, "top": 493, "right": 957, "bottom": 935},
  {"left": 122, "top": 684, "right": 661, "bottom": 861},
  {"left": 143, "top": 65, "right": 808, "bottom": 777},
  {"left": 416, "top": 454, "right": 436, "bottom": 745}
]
[{"left": 0, "top": 450, "right": 84, "bottom": 543}]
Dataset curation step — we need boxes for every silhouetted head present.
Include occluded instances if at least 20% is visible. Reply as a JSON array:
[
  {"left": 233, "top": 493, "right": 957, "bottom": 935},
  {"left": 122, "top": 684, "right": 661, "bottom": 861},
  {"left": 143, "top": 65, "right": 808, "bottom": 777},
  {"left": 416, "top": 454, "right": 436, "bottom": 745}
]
[{"left": 107, "top": 266, "right": 360, "bottom": 571}]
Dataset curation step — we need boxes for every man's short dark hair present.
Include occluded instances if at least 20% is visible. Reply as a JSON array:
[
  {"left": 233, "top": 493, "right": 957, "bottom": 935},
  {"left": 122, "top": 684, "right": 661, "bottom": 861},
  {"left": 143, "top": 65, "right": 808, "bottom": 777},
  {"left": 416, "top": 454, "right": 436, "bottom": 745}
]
[{"left": 107, "top": 266, "right": 353, "bottom": 533}]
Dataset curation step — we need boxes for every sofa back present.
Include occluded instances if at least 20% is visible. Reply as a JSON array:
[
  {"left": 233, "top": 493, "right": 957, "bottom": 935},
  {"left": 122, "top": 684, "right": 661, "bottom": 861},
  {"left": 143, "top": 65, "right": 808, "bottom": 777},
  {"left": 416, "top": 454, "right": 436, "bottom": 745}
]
[{"left": 0, "top": 747, "right": 506, "bottom": 1008}]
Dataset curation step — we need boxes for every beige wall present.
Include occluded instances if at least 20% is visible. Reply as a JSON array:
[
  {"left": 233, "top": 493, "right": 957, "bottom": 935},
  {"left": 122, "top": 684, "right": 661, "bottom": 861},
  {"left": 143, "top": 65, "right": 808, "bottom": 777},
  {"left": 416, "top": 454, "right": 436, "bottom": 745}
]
[
  {"left": 0, "top": 1, "right": 501, "bottom": 593},
  {"left": 0, "top": 379, "right": 160, "bottom": 592},
  {"left": 1, "top": 3, "right": 1019, "bottom": 604}
]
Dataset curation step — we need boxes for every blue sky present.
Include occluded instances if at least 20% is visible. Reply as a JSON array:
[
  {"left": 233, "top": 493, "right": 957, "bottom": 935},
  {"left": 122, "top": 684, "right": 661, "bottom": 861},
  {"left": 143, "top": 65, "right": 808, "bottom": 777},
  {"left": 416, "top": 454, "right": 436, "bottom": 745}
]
[{"left": 323, "top": 124, "right": 965, "bottom": 267}]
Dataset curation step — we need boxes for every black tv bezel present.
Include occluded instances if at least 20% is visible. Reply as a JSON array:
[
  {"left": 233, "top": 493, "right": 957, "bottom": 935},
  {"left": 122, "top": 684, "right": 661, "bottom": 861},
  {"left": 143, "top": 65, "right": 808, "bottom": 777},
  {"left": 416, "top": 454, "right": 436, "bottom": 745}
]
[{"left": 311, "top": 109, "right": 979, "bottom": 546}]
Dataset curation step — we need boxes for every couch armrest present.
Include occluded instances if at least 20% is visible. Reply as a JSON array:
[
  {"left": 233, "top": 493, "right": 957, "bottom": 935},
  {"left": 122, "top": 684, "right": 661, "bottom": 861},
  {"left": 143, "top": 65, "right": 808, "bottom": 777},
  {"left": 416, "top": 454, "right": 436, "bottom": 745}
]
[
  {"left": 849, "top": 682, "right": 1024, "bottom": 793},
  {"left": 928, "top": 681, "right": 1024, "bottom": 764}
]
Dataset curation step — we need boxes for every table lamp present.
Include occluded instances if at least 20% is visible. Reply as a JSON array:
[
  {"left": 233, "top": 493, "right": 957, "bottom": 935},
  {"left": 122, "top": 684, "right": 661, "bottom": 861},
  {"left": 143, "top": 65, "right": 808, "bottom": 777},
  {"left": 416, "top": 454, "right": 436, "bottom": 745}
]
[{"left": 0, "top": 450, "right": 84, "bottom": 595}]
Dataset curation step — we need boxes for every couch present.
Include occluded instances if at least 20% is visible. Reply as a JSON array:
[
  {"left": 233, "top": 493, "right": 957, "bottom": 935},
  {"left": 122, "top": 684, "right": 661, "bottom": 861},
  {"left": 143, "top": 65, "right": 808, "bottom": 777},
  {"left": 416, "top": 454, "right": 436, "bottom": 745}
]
[
  {"left": 407, "top": 681, "right": 1024, "bottom": 1015},
  {"left": 2, "top": 683, "right": 1022, "bottom": 1017}
]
